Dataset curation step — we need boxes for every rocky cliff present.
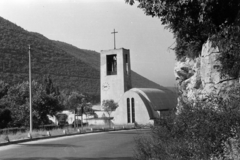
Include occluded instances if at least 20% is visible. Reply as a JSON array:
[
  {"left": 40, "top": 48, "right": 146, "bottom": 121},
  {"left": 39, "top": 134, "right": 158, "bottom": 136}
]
[{"left": 174, "top": 40, "right": 238, "bottom": 112}]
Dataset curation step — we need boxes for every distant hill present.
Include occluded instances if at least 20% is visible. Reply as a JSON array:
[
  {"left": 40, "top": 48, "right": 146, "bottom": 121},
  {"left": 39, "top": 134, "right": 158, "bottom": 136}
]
[
  {"left": 53, "top": 41, "right": 100, "bottom": 70},
  {"left": 0, "top": 16, "right": 99, "bottom": 94},
  {"left": 0, "top": 16, "right": 175, "bottom": 100}
]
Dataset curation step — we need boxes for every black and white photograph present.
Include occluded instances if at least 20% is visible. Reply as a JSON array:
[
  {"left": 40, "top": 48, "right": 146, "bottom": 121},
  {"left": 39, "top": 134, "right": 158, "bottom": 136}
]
[{"left": 0, "top": 0, "right": 240, "bottom": 160}]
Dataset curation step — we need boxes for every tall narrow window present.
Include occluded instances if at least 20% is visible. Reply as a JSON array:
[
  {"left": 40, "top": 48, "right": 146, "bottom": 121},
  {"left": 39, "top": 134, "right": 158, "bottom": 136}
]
[
  {"left": 106, "top": 54, "right": 117, "bottom": 75},
  {"left": 125, "top": 54, "right": 129, "bottom": 75},
  {"left": 131, "top": 98, "right": 135, "bottom": 123},
  {"left": 127, "top": 98, "right": 131, "bottom": 123}
]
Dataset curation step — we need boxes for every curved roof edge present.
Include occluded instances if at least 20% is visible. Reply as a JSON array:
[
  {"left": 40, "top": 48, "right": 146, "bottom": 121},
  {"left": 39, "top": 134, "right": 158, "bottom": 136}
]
[
  {"left": 133, "top": 90, "right": 159, "bottom": 119},
  {"left": 130, "top": 88, "right": 177, "bottom": 111}
]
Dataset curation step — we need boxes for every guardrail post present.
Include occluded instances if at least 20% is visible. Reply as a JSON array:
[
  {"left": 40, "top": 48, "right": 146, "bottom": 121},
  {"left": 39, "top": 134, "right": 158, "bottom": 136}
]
[
  {"left": 28, "top": 133, "right": 32, "bottom": 139},
  {"left": 47, "top": 131, "right": 51, "bottom": 136}
]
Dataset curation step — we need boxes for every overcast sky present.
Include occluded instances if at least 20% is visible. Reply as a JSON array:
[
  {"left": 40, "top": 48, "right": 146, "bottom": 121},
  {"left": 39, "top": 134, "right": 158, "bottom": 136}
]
[{"left": 0, "top": 0, "right": 176, "bottom": 87}]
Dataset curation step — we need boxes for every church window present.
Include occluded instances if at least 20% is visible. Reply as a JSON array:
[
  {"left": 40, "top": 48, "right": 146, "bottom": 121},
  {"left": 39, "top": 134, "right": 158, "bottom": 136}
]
[
  {"left": 125, "top": 54, "right": 129, "bottom": 75},
  {"left": 127, "top": 98, "right": 131, "bottom": 123},
  {"left": 106, "top": 54, "right": 117, "bottom": 75},
  {"left": 131, "top": 98, "right": 135, "bottom": 123}
]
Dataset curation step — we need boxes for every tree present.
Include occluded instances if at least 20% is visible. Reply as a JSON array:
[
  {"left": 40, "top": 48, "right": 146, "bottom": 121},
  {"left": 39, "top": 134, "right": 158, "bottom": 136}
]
[
  {"left": 33, "top": 92, "right": 64, "bottom": 126},
  {"left": 65, "top": 91, "right": 85, "bottom": 110},
  {"left": 2, "top": 81, "right": 63, "bottom": 128},
  {"left": 65, "top": 92, "right": 92, "bottom": 130},
  {"left": 102, "top": 99, "right": 118, "bottom": 128},
  {"left": 126, "top": 0, "right": 240, "bottom": 77}
]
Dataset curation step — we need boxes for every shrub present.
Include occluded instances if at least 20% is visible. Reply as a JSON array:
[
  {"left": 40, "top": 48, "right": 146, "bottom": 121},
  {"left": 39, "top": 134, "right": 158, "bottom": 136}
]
[{"left": 135, "top": 85, "right": 240, "bottom": 160}]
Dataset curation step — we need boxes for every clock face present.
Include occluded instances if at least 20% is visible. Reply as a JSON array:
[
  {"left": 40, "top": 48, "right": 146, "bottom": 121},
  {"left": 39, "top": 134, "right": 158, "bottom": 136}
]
[{"left": 102, "top": 82, "right": 110, "bottom": 91}]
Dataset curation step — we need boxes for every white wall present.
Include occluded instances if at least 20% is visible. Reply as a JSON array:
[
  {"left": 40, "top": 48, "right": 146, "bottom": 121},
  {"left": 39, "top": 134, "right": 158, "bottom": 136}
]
[{"left": 112, "top": 90, "right": 157, "bottom": 125}]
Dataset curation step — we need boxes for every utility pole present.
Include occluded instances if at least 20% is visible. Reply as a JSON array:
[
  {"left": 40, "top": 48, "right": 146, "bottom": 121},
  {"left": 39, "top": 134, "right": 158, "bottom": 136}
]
[
  {"left": 111, "top": 29, "right": 118, "bottom": 49},
  {"left": 29, "top": 45, "right": 32, "bottom": 134}
]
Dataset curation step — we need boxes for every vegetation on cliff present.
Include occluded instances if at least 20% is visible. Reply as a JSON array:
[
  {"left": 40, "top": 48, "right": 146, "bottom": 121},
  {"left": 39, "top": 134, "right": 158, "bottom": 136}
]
[
  {"left": 135, "top": 85, "right": 240, "bottom": 160},
  {"left": 126, "top": 0, "right": 240, "bottom": 78},
  {"left": 126, "top": 1, "right": 240, "bottom": 159}
]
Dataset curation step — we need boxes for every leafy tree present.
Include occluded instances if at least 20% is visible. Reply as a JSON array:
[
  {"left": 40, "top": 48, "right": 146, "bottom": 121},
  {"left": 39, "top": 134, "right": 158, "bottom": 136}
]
[
  {"left": 33, "top": 92, "right": 64, "bottom": 126},
  {"left": 65, "top": 91, "right": 85, "bottom": 111},
  {"left": 2, "top": 81, "right": 63, "bottom": 128},
  {"left": 2, "top": 81, "right": 30, "bottom": 127},
  {"left": 126, "top": 0, "right": 240, "bottom": 77},
  {"left": 64, "top": 91, "right": 92, "bottom": 128},
  {"left": 102, "top": 99, "right": 118, "bottom": 128}
]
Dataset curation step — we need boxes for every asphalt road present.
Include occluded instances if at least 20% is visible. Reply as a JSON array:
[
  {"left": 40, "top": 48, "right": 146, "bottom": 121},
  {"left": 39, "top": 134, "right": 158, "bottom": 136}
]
[{"left": 0, "top": 129, "right": 150, "bottom": 160}]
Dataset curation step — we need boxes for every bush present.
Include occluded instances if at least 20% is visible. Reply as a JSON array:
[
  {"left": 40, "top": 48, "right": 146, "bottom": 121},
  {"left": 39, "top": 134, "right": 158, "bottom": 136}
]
[{"left": 135, "top": 86, "right": 240, "bottom": 160}]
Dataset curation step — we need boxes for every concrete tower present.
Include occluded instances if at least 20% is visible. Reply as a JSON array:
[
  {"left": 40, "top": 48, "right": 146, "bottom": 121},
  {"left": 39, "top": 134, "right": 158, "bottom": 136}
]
[{"left": 101, "top": 48, "right": 132, "bottom": 104}]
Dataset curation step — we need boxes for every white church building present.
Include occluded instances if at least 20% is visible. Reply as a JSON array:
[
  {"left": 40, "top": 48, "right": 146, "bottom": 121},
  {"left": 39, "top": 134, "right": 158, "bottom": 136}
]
[{"left": 99, "top": 48, "right": 177, "bottom": 125}]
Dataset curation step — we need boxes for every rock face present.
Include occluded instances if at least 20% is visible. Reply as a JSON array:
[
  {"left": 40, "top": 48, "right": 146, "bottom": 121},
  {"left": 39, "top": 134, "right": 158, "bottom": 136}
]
[{"left": 174, "top": 40, "right": 238, "bottom": 112}]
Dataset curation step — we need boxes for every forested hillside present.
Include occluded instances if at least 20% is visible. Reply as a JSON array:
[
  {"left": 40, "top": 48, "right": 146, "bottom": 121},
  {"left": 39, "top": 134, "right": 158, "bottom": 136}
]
[
  {"left": 0, "top": 17, "right": 100, "bottom": 94},
  {"left": 53, "top": 41, "right": 100, "bottom": 70}
]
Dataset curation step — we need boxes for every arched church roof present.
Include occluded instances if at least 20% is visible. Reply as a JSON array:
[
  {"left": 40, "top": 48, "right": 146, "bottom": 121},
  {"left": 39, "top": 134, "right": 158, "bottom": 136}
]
[{"left": 130, "top": 88, "right": 177, "bottom": 111}]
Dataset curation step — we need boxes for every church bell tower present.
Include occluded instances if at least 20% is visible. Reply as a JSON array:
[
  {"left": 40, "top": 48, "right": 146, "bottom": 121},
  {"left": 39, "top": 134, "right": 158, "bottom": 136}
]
[{"left": 101, "top": 48, "right": 132, "bottom": 104}]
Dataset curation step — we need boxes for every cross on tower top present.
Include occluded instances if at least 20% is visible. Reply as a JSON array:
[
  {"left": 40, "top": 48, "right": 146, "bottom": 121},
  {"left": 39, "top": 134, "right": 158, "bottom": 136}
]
[{"left": 111, "top": 29, "right": 118, "bottom": 49}]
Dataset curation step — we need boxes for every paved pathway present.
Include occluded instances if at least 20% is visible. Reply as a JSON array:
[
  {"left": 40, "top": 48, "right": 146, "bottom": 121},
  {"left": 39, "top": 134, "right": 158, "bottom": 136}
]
[{"left": 0, "top": 129, "right": 150, "bottom": 160}]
